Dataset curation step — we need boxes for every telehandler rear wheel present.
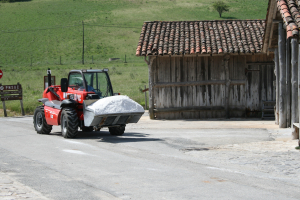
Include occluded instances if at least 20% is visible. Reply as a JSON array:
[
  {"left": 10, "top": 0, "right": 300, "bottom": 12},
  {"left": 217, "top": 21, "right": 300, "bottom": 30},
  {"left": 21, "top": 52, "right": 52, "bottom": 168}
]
[
  {"left": 109, "top": 125, "right": 125, "bottom": 136},
  {"left": 61, "top": 108, "right": 79, "bottom": 138},
  {"left": 33, "top": 106, "right": 52, "bottom": 134}
]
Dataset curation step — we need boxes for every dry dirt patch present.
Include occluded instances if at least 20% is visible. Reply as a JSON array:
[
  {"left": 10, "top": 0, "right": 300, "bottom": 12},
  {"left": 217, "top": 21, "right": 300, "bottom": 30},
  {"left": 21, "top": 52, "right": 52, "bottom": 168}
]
[{"left": 0, "top": 109, "right": 22, "bottom": 117}]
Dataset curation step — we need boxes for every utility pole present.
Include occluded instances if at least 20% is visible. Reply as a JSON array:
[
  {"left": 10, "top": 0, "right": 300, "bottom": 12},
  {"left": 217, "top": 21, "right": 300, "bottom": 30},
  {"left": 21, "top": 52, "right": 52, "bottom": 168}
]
[{"left": 82, "top": 21, "right": 84, "bottom": 65}]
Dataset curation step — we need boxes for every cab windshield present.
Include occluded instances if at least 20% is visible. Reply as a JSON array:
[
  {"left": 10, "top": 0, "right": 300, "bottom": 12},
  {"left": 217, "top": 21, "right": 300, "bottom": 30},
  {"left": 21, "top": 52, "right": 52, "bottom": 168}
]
[{"left": 83, "top": 72, "right": 113, "bottom": 98}]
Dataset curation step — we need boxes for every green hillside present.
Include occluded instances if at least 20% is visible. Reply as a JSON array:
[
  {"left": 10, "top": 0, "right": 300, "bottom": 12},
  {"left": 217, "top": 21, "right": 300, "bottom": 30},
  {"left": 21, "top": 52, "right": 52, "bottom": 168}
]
[
  {"left": 0, "top": 0, "right": 269, "bottom": 115},
  {"left": 0, "top": 0, "right": 268, "bottom": 66}
]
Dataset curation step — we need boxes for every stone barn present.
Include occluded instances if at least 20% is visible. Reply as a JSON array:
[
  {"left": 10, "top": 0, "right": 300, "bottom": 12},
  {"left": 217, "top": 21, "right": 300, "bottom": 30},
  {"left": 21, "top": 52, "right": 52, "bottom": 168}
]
[{"left": 136, "top": 20, "right": 275, "bottom": 119}]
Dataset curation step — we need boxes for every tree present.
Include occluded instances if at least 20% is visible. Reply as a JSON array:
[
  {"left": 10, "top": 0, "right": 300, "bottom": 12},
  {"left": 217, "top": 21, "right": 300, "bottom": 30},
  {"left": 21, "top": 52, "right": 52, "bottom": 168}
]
[{"left": 212, "top": 1, "right": 229, "bottom": 18}]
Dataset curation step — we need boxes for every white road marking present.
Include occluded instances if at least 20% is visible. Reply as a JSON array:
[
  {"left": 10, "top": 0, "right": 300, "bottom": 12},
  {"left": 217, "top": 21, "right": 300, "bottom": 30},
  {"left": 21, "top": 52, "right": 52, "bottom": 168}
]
[
  {"left": 206, "top": 166, "right": 246, "bottom": 175},
  {"left": 63, "top": 149, "right": 88, "bottom": 155},
  {"left": 63, "top": 149, "right": 99, "bottom": 158},
  {"left": 63, "top": 140, "right": 96, "bottom": 148},
  {"left": 63, "top": 140, "right": 85, "bottom": 145}
]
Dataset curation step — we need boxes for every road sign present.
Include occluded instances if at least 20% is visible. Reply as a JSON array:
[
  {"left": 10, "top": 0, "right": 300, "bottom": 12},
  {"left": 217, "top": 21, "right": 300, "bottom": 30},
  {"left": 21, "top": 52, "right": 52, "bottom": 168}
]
[
  {"left": 0, "top": 84, "right": 20, "bottom": 91},
  {"left": 0, "top": 69, "right": 3, "bottom": 79},
  {"left": 0, "top": 83, "right": 24, "bottom": 117}
]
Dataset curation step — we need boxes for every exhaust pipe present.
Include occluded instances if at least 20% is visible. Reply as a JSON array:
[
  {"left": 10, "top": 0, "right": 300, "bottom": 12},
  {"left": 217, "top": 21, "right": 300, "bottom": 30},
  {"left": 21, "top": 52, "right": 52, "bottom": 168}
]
[{"left": 47, "top": 68, "right": 51, "bottom": 87}]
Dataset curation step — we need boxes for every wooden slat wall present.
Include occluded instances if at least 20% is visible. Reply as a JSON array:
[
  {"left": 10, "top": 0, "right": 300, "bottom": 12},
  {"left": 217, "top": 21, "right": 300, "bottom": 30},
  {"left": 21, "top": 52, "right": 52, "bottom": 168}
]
[
  {"left": 245, "top": 54, "right": 275, "bottom": 117},
  {"left": 152, "top": 54, "right": 275, "bottom": 119},
  {"left": 229, "top": 56, "right": 246, "bottom": 117}
]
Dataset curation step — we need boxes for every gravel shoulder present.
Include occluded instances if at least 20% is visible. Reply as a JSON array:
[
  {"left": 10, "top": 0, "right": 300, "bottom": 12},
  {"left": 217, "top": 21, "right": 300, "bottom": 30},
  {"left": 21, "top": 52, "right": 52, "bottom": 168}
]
[{"left": 0, "top": 172, "right": 49, "bottom": 200}]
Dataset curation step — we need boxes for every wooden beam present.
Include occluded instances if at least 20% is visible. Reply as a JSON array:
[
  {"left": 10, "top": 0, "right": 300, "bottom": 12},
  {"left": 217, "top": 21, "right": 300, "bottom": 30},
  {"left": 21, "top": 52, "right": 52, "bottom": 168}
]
[
  {"left": 153, "top": 106, "right": 246, "bottom": 113},
  {"left": 153, "top": 79, "right": 246, "bottom": 88},
  {"left": 154, "top": 106, "right": 224, "bottom": 113},
  {"left": 291, "top": 38, "right": 298, "bottom": 125},
  {"left": 154, "top": 80, "right": 225, "bottom": 87},
  {"left": 224, "top": 55, "right": 230, "bottom": 118},
  {"left": 268, "top": 23, "right": 276, "bottom": 52},
  {"left": 147, "top": 56, "right": 156, "bottom": 119},
  {"left": 1, "top": 101, "right": 7, "bottom": 117},
  {"left": 230, "top": 80, "right": 247, "bottom": 85},
  {"left": 263, "top": 0, "right": 278, "bottom": 53},
  {"left": 246, "top": 62, "right": 274, "bottom": 65},
  {"left": 0, "top": 83, "right": 6, "bottom": 117},
  {"left": 275, "top": 48, "right": 279, "bottom": 125},
  {"left": 272, "top": 19, "right": 282, "bottom": 23},
  {"left": 286, "top": 38, "right": 291, "bottom": 127},
  {"left": 278, "top": 23, "right": 287, "bottom": 128},
  {"left": 298, "top": 43, "right": 300, "bottom": 128}
]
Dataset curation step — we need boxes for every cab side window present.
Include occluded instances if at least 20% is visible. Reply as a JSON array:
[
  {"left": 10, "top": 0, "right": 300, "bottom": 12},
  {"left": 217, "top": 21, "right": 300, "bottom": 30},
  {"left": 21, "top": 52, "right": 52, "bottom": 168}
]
[
  {"left": 83, "top": 73, "right": 93, "bottom": 87},
  {"left": 98, "top": 73, "right": 112, "bottom": 97},
  {"left": 69, "top": 73, "right": 83, "bottom": 90}
]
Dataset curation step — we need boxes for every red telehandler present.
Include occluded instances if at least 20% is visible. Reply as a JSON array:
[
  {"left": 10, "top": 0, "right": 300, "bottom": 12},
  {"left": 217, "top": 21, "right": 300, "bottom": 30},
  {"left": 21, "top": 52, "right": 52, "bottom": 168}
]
[{"left": 33, "top": 69, "right": 144, "bottom": 138}]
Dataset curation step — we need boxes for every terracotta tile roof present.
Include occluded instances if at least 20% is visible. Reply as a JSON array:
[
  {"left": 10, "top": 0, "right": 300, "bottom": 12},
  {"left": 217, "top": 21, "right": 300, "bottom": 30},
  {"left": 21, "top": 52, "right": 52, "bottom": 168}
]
[
  {"left": 136, "top": 20, "right": 265, "bottom": 56},
  {"left": 277, "top": 0, "right": 300, "bottom": 38}
]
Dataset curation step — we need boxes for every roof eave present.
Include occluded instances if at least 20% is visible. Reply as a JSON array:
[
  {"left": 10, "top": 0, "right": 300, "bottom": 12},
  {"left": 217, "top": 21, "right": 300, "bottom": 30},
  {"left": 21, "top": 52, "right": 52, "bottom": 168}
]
[{"left": 262, "top": 0, "right": 278, "bottom": 53}]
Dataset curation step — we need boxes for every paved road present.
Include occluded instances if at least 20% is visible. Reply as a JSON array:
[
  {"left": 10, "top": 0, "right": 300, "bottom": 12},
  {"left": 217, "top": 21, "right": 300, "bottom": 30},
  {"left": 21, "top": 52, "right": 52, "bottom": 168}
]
[{"left": 0, "top": 115, "right": 299, "bottom": 200}]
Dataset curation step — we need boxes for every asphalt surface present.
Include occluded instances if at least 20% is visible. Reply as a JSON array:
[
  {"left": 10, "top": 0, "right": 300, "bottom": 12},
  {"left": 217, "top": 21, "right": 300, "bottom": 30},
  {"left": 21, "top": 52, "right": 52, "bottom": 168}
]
[{"left": 0, "top": 114, "right": 299, "bottom": 200}]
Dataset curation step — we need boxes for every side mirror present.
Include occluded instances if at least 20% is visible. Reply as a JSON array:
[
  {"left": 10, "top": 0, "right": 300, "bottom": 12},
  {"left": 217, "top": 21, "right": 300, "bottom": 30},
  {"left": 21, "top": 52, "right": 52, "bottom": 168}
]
[{"left": 61, "top": 78, "right": 68, "bottom": 92}]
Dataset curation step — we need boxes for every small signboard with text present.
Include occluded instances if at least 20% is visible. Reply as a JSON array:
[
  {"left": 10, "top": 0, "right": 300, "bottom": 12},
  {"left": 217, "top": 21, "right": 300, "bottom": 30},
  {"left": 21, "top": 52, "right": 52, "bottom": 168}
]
[
  {"left": 0, "top": 83, "right": 24, "bottom": 117},
  {"left": 0, "top": 84, "right": 22, "bottom": 101}
]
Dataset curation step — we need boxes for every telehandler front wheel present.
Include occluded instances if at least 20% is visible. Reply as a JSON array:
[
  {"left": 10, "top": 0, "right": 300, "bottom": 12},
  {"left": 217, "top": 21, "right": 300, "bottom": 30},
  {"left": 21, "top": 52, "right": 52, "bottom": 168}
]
[
  {"left": 109, "top": 125, "right": 125, "bottom": 136},
  {"left": 33, "top": 106, "right": 52, "bottom": 134},
  {"left": 61, "top": 108, "right": 79, "bottom": 138}
]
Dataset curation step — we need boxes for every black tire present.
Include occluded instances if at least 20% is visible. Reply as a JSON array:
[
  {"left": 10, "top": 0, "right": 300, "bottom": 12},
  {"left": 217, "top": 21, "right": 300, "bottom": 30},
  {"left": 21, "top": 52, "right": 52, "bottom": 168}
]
[
  {"left": 33, "top": 106, "right": 52, "bottom": 134},
  {"left": 61, "top": 107, "right": 79, "bottom": 138},
  {"left": 109, "top": 125, "right": 125, "bottom": 136},
  {"left": 82, "top": 126, "right": 94, "bottom": 132}
]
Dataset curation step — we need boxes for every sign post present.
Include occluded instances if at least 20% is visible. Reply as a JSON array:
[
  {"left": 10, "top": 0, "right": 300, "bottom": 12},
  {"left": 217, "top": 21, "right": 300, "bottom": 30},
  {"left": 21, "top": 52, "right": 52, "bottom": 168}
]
[{"left": 0, "top": 83, "right": 24, "bottom": 117}]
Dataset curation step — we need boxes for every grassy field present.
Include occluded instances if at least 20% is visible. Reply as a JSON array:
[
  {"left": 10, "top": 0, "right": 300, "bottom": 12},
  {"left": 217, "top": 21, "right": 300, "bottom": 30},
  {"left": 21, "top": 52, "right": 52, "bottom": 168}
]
[
  {"left": 0, "top": 62, "right": 149, "bottom": 115},
  {"left": 0, "top": 0, "right": 269, "bottom": 115}
]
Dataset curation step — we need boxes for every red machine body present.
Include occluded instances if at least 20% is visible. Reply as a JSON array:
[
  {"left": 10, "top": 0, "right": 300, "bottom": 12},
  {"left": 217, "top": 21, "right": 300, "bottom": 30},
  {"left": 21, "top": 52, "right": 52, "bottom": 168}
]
[
  {"left": 42, "top": 85, "right": 93, "bottom": 125},
  {"left": 44, "top": 106, "right": 61, "bottom": 125}
]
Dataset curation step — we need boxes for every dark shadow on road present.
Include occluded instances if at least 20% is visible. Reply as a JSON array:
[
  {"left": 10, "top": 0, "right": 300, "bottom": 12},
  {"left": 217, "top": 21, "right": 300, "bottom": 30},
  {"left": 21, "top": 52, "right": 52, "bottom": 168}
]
[
  {"left": 156, "top": 118, "right": 274, "bottom": 122},
  {"left": 50, "top": 130, "right": 162, "bottom": 143},
  {"left": 98, "top": 135, "right": 162, "bottom": 143},
  {"left": 50, "top": 132, "right": 63, "bottom": 137}
]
